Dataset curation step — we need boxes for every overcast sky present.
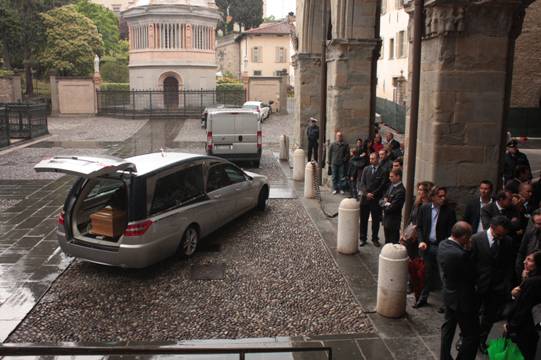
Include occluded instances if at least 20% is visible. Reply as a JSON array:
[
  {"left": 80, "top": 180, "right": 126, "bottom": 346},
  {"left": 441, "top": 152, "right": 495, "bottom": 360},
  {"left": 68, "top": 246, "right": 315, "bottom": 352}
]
[{"left": 266, "top": 0, "right": 296, "bottom": 18}]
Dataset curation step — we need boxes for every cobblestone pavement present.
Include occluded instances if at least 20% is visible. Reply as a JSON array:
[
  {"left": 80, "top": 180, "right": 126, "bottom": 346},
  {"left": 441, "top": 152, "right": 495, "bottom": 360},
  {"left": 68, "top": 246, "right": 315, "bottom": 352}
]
[
  {"left": 8, "top": 199, "right": 371, "bottom": 342},
  {"left": 0, "top": 113, "right": 372, "bottom": 346}
]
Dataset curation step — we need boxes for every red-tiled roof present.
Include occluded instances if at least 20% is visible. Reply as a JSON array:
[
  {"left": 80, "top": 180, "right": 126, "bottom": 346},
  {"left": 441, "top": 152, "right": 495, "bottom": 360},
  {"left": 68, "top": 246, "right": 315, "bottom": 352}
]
[{"left": 242, "top": 22, "right": 294, "bottom": 35}]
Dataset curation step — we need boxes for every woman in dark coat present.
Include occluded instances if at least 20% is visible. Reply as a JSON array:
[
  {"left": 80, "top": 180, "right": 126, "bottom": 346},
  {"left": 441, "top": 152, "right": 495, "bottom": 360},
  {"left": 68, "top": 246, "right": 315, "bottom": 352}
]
[{"left": 506, "top": 251, "right": 541, "bottom": 360}]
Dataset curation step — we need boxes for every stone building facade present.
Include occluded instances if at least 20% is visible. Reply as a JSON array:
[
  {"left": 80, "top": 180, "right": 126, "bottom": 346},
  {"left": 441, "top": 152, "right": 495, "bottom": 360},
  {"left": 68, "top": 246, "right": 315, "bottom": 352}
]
[
  {"left": 123, "top": 0, "right": 220, "bottom": 91},
  {"left": 90, "top": 0, "right": 136, "bottom": 14},
  {"left": 216, "top": 34, "right": 241, "bottom": 78},
  {"left": 511, "top": 0, "right": 541, "bottom": 108},
  {"left": 295, "top": 0, "right": 535, "bottom": 198}
]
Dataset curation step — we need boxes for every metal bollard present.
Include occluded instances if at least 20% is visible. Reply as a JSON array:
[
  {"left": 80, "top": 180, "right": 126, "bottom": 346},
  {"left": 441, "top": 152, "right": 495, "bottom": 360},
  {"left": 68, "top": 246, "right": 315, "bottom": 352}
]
[
  {"left": 279, "top": 135, "right": 289, "bottom": 161},
  {"left": 337, "top": 198, "right": 360, "bottom": 254},
  {"left": 376, "top": 244, "right": 409, "bottom": 318},
  {"left": 304, "top": 162, "right": 317, "bottom": 198},
  {"left": 292, "top": 148, "right": 305, "bottom": 181}
]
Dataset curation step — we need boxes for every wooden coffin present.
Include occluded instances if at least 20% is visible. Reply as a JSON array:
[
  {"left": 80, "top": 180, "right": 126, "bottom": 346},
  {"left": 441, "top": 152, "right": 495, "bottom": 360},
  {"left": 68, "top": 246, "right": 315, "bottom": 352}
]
[{"left": 89, "top": 208, "right": 127, "bottom": 238}]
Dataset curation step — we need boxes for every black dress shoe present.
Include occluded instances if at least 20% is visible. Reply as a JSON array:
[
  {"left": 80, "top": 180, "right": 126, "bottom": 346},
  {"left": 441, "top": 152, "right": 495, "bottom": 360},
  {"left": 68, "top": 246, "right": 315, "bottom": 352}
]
[
  {"left": 412, "top": 299, "right": 428, "bottom": 308},
  {"left": 372, "top": 240, "right": 381, "bottom": 247},
  {"left": 359, "top": 240, "right": 367, "bottom": 247}
]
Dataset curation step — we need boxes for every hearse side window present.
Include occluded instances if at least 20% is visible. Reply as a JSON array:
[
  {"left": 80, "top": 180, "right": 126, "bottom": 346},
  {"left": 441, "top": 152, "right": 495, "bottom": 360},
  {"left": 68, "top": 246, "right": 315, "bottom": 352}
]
[
  {"left": 87, "top": 178, "right": 124, "bottom": 199},
  {"left": 207, "top": 164, "right": 232, "bottom": 192},
  {"left": 224, "top": 165, "right": 246, "bottom": 184},
  {"left": 150, "top": 165, "right": 204, "bottom": 214}
]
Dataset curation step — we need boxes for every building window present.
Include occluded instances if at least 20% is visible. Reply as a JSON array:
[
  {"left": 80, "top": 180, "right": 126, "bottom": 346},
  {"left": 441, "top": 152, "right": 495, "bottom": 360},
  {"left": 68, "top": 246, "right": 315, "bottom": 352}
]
[
  {"left": 388, "top": 38, "right": 395, "bottom": 59},
  {"left": 275, "top": 47, "right": 287, "bottom": 63},
  {"left": 112, "top": 4, "right": 121, "bottom": 12},
  {"left": 251, "top": 47, "right": 262, "bottom": 63},
  {"left": 397, "top": 31, "right": 405, "bottom": 58},
  {"left": 274, "top": 69, "right": 288, "bottom": 76},
  {"left": 253, "top": 70, "right": 262, "bottom": 76}
]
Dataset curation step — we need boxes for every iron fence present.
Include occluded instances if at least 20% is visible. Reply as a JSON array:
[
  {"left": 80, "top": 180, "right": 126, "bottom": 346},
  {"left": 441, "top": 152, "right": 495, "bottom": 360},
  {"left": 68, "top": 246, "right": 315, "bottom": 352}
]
[
  {"left": 97, "top": 89, "right": 246, "bottom": 118},
  {"left": 376, "top": 97, "right": 406, "bottom": 134},
  {"left": 0, "top": 105, "right": 9, "bottom": 148},
  {"left": 0, "top": 103, "right": 48, "bottom": 141}
]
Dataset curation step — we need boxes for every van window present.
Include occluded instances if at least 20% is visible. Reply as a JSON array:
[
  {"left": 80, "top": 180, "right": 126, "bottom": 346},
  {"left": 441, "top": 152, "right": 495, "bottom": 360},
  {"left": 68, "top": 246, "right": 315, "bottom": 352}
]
[
  {"left": 87, "top": 178, "right": 125, "bottom": 200},
  {"left": 151, "top": 165, "right": 204, "bottom": 214},
  {"left": 224, "top": 165, "right": 246, "bottom": 184},
  {"left": 207, "top": 164, "right": 232, "bottom": 192}
]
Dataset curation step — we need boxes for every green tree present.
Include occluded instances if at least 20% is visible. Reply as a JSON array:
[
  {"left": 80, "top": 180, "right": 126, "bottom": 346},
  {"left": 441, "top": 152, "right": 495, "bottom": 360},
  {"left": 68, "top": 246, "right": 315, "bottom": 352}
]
[
  {"left": 216, "top": 0, "right": 263, "bottom": 33},
  {"left": 74, "top": 0, "right": 120, "bottom": 55},
  {"left": 0, "top": 0, "right": 74, "bottom": 95},
  {"left": 39, "top": 5, "right": 104, "bottom": 76}
]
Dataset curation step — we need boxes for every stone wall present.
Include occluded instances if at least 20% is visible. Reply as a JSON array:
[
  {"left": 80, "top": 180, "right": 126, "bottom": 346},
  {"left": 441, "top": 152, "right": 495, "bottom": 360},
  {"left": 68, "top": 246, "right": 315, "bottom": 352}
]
[
  {"left": 53, "top": 78, "right": 97, "bottom": 115},
  {"left": 216, "top": 34, "right": 241, "bottom": 78},
  {"left": 0, "top": 76, "right": 22, "bottom": 103},
  {"left": 246, "top": 76, "right": 287, "bottom": 114},
  {"left": 511, "top": 1, "right": 541, "bottom": 108}
]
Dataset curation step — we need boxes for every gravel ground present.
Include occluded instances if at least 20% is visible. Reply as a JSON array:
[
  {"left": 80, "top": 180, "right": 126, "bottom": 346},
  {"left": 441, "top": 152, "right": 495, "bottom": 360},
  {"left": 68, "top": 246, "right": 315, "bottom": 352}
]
[
  {"left": 8, "top": 200, "right": 372, "bottom": 342},
  {"left": 0, "top": 199, "right": 20, "bottom": 212},
  {"left": 48, "top": 117, "right": 147, "bottom": 142}
]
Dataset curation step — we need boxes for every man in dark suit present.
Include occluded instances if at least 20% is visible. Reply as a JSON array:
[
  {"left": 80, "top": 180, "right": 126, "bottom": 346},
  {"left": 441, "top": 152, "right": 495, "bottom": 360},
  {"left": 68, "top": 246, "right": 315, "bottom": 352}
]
[
  {"left": 463, "top": 180, "right": 493, "bottom": 234},
  {"left": 380, "top": 169, "right": 406, "bottom": 244},
  {"left": 438, "top": 221, "right": 479, "bottom": 360},
  {"left": 414, "top": 186, "right": 457, "bottom": 308},
  {"left": 471, "top": 216, "right": 514, "bottom": 354},
  {"left": 480, "top": 191, "right": 515, "bottom": 230},
  {"left": 516, "top": 209, "right": 541, "bottom": 278},
  {"left": 358, "top": 152, "right": 388, "bottom": 247}
]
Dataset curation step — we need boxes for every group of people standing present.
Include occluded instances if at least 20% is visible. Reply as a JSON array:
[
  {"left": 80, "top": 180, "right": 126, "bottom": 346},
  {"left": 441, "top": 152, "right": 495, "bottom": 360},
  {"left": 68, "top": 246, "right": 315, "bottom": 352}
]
[{"left": 306, "top": 122, "right": 541, "bottom": 360}]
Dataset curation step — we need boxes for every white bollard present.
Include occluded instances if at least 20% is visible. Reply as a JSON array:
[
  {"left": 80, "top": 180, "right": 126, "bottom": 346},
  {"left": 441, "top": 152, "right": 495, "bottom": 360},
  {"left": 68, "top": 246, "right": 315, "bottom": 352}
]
[
  {"left": 376, "top": 244, "right": 409, "bottom": 318},
  {"left": 279, "top": 135, "right": 289, "bottom": 161},
  {"left": 337, "top": 198, "right": 360, "bottom": 254},
  {"left": 304, "top": 162, "right": 317, "bottom": 198},
  {"left": 292, "top": 148, "right": 305, "bottom": 181}
]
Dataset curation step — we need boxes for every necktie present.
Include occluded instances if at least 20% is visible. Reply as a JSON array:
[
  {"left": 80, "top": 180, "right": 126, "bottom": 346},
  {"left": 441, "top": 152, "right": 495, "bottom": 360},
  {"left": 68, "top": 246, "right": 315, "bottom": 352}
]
[{"left": 372, "top": 166, "right": 376, "bottom": 175}]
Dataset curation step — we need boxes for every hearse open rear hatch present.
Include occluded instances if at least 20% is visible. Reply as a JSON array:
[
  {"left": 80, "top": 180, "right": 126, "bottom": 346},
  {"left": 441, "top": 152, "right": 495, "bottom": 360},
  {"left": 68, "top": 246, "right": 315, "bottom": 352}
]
[{"left": 34, "top": 155, "right": 137, "bottom": 177}]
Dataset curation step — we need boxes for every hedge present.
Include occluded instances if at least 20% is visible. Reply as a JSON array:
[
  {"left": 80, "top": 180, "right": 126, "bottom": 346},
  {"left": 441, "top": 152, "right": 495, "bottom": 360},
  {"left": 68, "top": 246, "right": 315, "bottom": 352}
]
[
  {"left": 100, "top": 82, "right": 129, "bottom": 90},
  {"left": 216, "top": 82, "right": 244, "bottom": 91}
]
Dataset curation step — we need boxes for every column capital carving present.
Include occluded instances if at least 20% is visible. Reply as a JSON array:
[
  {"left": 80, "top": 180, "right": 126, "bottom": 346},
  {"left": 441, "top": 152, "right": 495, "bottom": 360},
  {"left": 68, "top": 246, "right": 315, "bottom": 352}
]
[
  {"left": 326, "top": 39, "right": 381, "bottom": 62},
  {"left": 405, "top": 0, "right": 524, "bottom": 41}
]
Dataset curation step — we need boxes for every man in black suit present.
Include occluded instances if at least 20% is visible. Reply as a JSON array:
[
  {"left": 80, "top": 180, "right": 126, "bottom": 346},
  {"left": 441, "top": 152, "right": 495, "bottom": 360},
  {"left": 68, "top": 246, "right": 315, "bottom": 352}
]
[
  {"left": 438, "top": 221, "right": 479, "bottom": 360},
  {"left": 380, "top": 169, "right": 406, "bottom": 244},
  {"left": 515, "top": 209, "right": 541, "bottom": 278},
  {"left": 471, "top": 216, "right": 514, "bottom": 354},
  {"left": 480, "top": 191, "right": 515, "bottom": 230},
  {"left": 463, "top": 180, "right": 493, "bottom": 234},
  {"left": 415, "top": 186, "right": 457, "bottom": 308},
  {"left": 358, "top": 152, "right": 388, "bottom": 247}
]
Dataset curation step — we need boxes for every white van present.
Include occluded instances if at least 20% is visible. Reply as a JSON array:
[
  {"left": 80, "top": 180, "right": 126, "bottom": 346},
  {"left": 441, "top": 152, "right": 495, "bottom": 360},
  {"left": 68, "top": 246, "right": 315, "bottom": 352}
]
[{"left": 206, "top": 109, "right": 262, "bottom": 167}]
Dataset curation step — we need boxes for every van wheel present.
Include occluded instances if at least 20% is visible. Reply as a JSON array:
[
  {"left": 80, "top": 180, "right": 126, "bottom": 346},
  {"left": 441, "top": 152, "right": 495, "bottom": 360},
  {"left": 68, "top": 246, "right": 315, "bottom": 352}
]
[
  {"left": 179, "top": 225, "right": 199, "bottom": 257},
  {"left": 256, "top": 186, "right": 269, "bottom": 211}
]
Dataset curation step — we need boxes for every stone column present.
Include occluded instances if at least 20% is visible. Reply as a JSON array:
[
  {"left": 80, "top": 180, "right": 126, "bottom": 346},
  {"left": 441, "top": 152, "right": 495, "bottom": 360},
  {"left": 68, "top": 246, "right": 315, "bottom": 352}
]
[
  {"left": 406, "top": 0, "right": 525, "bottom": 200},
  {"left": 49, "top": 72, "right": 59, "bottom": 116},
  {"left": 326, "top": 39, "right": 379, "bottom": 143},
  {"left": 293, "top": 53, "right": 322, "bottom": 148}
]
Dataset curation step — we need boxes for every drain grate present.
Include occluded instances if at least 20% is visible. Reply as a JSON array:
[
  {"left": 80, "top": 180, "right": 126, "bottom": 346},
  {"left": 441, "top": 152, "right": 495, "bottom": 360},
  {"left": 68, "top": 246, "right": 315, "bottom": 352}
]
[{"left": 190, "top": 263, "right": 225, "bottom": 280}]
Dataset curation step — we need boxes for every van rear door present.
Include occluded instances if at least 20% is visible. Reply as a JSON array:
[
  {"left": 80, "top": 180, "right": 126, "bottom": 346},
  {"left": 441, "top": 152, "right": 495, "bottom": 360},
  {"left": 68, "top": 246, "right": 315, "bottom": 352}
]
[{"left": 211, "top": 112, "right": 259, "bottom": 155}]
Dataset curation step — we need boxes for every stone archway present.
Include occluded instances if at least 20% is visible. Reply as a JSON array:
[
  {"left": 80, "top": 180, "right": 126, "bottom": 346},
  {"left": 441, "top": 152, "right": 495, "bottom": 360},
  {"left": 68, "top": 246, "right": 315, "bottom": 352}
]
[{"left": 159, "top": 72, "right": 183, "bottom": 110}]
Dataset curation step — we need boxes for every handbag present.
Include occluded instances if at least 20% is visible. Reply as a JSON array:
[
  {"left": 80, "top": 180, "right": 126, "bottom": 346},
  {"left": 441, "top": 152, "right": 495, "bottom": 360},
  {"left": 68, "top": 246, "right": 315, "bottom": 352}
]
[{"left": 487, "top": 337, "right": 524, "bottom": 360}]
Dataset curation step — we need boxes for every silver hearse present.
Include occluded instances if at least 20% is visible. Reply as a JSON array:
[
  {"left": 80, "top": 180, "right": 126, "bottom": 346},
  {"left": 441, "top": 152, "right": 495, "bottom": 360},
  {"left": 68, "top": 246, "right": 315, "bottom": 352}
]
[{"left": 34, "top": 153, "right": 269, "bottom": 268}]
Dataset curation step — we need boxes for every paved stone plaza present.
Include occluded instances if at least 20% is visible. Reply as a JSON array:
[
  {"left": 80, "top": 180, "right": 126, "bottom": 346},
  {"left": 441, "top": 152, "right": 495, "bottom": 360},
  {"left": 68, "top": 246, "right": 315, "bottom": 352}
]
[{"left": 0, "top": 111, "right": 510, "bottom": 359}]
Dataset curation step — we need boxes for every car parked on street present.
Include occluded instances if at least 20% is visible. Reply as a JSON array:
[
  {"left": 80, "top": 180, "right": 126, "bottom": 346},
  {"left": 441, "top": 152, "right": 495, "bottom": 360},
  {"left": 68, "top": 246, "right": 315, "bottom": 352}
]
[
  {"left": 242, "top": 101, "right": 271, "bottom": 122},
  {"left": 206, "top": 109, "right": 262, "bottom": 167},
  {"left": 34, "top": 153, "right": 269, "bottom": 268}
]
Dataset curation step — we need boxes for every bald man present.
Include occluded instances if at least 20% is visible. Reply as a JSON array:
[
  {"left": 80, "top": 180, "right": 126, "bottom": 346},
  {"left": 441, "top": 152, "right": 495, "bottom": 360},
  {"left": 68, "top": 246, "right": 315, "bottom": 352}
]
[{"left": 438, "top": 221, "right": 479, "bottom": 360}]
